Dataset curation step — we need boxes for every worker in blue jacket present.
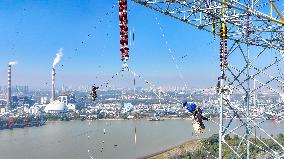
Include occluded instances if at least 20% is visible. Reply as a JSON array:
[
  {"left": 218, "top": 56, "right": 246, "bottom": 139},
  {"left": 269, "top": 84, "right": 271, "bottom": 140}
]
[
  {"left": 182, "top": 99, "right": 197, "bottom": 113},
  {"left": 182, "top": 99, "right": 208, "bottom": 132}
]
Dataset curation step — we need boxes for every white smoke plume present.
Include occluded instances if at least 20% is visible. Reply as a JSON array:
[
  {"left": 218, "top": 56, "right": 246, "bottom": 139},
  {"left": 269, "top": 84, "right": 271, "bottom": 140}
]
[
  {"left": 8, "top": 61, "right": 18, "bottom": 65},
  {"left": 52, "top": 48, "right": 64, "bottom": 68}
]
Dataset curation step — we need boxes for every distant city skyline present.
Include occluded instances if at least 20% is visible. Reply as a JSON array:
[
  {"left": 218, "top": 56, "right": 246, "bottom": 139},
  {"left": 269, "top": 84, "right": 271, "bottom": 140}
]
[{"left": 0, "top": 0, "right": 227, "bottom": 89}]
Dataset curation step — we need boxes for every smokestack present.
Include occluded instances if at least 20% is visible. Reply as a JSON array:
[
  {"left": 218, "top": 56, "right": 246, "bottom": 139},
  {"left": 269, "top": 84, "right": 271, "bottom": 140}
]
[
  {"left": 51, "top": 68, "right": 55, "bottom": 101},
  {"left": 51, "top": 48, "right": 63, "bottom": 102},
  {"left": 7, "top": 65, "right": 12, "bottom": 110}
]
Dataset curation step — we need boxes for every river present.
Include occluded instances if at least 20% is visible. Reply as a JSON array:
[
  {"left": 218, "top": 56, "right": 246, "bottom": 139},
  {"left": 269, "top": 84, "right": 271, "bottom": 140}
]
[{"left": 0, "top": 119, "right": 283, "bottom": 159}]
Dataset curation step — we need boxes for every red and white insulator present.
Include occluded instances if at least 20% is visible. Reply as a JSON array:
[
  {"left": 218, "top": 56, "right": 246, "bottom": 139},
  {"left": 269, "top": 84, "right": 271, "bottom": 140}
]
[{"left": 119, "top": 0, "right": 129, "bottom": 62}]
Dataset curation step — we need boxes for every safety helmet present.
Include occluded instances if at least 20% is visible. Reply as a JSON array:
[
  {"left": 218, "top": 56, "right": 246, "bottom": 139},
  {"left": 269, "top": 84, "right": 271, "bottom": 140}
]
[{"left": 182, "top": 100, "right": 188, "bottom": 106}]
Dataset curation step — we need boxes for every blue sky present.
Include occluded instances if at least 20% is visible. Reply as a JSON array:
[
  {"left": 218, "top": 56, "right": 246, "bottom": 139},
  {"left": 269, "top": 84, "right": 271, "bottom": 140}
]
[{"left": 0, "top": 0, "right": 221, "bottom": 89}]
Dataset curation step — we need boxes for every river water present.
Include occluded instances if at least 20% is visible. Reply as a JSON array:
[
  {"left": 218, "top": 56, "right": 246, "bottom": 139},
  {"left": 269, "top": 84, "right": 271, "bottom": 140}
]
[{"left": 0, "top": 119, "right": 283, "bottom": 159}]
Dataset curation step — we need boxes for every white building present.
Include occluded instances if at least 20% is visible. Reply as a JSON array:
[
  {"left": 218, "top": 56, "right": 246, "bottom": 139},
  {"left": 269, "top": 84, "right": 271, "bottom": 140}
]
[
  {"left": 44, "top": 100, "right": 68, "bottom": 113},
  {"left": 121, "top": 103, "right": 133, "bottom": 113},
  {"left": 44, "top": 95, "right": 77, "bottom": 113}
]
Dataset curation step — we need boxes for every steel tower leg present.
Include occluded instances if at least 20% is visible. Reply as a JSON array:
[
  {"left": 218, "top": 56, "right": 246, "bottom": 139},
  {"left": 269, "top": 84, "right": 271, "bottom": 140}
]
[
  {"left": 246, "top": 45, "right": 250, "bottom": 159},
  {"left": 219, "top": 76, "right": 224, "bottom": 159},
  {"left": 246, "top": 11, "right": 251, "bottom": 159}
]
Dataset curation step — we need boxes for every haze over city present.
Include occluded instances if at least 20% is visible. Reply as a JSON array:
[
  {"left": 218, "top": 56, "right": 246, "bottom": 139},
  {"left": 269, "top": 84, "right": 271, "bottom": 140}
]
[
  {"left": 0, "top": 0, "right": 221, "bottom": 89},
  {"left": 1, "top": 0, "right": 284, "bottom": 159}
]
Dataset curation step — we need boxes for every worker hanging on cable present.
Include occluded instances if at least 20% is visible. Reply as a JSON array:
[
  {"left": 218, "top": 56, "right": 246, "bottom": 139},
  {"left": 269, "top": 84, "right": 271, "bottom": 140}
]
[
  {"left": 90, "top": 84, "right": 99, "bottom": 101},
  {"left": 182, "top": 98, "right": 208, "bottom": 134}
]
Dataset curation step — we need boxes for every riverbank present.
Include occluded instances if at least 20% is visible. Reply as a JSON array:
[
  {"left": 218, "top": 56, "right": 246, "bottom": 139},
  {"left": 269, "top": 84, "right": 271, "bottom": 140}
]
[
  {"left": 0, "top": 115, "right": 47, "bottom": 130},
  {"left": 140, "top": 139, "right": 202, "bottom": 159},
  {"left": 142, "top": 133, "right": 284, "bottom": 159}
]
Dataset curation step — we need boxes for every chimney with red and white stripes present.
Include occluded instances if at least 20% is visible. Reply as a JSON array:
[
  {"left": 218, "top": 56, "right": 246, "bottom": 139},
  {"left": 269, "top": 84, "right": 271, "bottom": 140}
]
[
  {"left": 6, "top": 64, "right": 12, "bottom": 110},
  {"left": 51, "top": 68, "right": 56, "bottom": 102}
]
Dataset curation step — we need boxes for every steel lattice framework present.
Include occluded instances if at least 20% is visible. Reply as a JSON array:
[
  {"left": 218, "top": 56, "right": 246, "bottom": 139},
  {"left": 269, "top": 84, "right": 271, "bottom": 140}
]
[
  {"left": 132, "top": 0, "right": 284, "bottom": 52},
  {"left": 130, "top": 0, "right": 284, "bottom": 158}
]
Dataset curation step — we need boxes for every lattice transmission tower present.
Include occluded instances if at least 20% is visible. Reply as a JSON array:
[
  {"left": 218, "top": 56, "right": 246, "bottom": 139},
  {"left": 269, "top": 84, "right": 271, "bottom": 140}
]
[{"left": 130, "top": 0, "right": 284, "bottom": 158}]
